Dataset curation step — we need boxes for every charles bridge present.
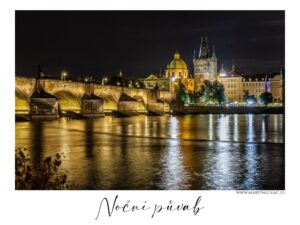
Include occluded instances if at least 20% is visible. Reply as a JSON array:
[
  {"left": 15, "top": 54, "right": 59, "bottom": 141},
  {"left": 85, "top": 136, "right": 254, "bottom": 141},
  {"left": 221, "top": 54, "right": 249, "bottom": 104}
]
[{"left": 15, "top": 76, "right": 176, "bottom": 114}]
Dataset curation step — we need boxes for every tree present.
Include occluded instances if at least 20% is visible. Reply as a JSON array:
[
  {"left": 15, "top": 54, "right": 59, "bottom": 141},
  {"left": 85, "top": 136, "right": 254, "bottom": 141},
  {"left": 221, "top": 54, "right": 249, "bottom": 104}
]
[
  {"left": 176, "top": 82, "right": 187, "bottom": 103},
  {"left": 15, "top": 148, "right": 71, "bottom": 190},
  {"left": 246, "top": 96, "right": 257, "bottom": 105},
  {"left": 259, "top": 92, "right": 273, "bottom": 105},
  {"left": 199, "top": 80, "right": 226, "bottom": 105},
  {"left": 213, "top": 80, "right": 226, "bottom": 104},
  {"left": 243, "top": 90, "right": 250, "bottom": 102},
  {"left": 244, "top": 90, "right": 257, "bottom": 105},
  {"left": 175, "top": 82, "right": 199, "bottom": 105}
]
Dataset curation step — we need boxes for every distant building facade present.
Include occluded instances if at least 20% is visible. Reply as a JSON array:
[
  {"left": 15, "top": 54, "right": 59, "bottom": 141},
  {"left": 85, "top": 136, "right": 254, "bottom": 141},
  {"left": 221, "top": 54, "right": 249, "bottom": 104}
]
[
  {"left": 242, "top": 74, "right": 271, "bottom": 100},
  {"left": 218, "top": 61, "right": 283, "bottom": 103},
  {"left": 143, "top": 74, "right": 170, "bottom": 91},
  {"left": 270, "top": 71, "right": 283, "bottom": 103},
  {"left": 218, "top": 63, "right": 243, "bottom": 102},
  {"left": 108, "top": 70, "right": 144, "bottom": 88}
]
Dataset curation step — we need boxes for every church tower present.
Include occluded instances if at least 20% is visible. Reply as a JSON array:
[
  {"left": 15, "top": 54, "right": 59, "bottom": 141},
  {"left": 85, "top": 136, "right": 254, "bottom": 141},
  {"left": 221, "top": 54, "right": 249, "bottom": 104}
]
[{"left": 193, "top": 37, "right": 218, "bottom": 92}]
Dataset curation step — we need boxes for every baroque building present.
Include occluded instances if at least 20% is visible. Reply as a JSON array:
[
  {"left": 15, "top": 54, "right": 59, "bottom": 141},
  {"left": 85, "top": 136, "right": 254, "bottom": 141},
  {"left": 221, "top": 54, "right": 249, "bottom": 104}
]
[
  {"left": 165, "top": 51, "right": 189, "bottom": 79},
  {"left": 165, "top": 51, "right": 194, "bottom": 93},
  {"left": 270, "top": 70, "right": 283, "bottom": 103},
  {"left": 144, "top": 52, "right": 193, "bottom": 92},
  {"left": 218, "top": 62, "right": 244, "bottom": 102},
  {"left": 143, "top": 74, "right": 170, "bottom": 91},
  {"left": 193, "top": 37, "right": 217, "bottom": 92},
  {"left": 218, "top": 61, "right": 283, "bottom": 103}
]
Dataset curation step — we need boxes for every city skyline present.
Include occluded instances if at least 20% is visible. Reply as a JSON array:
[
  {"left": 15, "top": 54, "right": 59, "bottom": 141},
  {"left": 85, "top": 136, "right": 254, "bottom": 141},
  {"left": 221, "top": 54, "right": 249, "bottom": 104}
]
[{"left": 16, "top": 11, "right": 284, "bottom": 78}]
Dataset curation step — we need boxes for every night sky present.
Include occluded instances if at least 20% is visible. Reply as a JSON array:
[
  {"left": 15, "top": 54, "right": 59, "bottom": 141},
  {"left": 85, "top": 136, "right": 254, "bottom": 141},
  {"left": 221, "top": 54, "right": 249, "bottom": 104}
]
[{"left": 15, "top": 11, "right": 285, "bottom": 79}]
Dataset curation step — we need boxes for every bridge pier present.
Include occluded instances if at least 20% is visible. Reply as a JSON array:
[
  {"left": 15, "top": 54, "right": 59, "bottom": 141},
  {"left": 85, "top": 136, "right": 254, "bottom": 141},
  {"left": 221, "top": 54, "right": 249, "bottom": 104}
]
[{"left": 81, "top": 94, "right": 105, "bottom": 117}]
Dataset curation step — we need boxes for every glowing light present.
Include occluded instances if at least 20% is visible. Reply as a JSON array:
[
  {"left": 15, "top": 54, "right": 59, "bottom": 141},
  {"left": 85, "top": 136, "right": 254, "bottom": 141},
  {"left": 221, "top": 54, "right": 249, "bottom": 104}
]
[
  {"left": 247, "top": 99, "right": 255, "bottom": 105},
  {"left": 243, "top": 144, "right": 259, "bottom": 189},
  {"left": 61, "top": 71, "right": 68, "bottom": 81},
  {"left": 169, "top": 116, "right": 178, "bottom": 139},
  {"left": 159, "top": 116, "right": 189, "bottom": 189},
  {"left": 208, "top": 114, "right": 214, "bottom": 140},
  {"left": 233, "top": 114, "right": 239, "bottom": 142},
  {"left": 218, "top": 115, "right": 230, "bottom": 141},
  {"left": 261, "top": 117, "right": 266, "bottom": 142},
  {"left": 247, "top": 114, "right": 255, "bottom": 142}
]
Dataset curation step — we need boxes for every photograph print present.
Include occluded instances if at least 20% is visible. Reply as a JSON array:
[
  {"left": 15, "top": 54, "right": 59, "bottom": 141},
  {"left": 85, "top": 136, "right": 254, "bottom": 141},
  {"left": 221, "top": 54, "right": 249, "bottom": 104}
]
[{"left": 15, "top": 10, "right": 285, "bottom": 190}]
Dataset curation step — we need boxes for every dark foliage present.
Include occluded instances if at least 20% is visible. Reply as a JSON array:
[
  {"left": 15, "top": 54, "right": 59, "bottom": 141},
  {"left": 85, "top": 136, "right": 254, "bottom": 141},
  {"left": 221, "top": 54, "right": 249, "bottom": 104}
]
[
  {"left": 15, "top": 148, "right": 71, "bottom": 190},
  {"left": 199, "top": 80, "right": 226, "bottom": 105}
]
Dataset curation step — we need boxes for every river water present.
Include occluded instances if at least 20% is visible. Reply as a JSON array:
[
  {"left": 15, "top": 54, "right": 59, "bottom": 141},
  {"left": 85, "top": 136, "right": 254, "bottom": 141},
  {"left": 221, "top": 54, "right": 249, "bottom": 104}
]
[{"left": 15, "top": 114, "right": 284, "bottom": 190}]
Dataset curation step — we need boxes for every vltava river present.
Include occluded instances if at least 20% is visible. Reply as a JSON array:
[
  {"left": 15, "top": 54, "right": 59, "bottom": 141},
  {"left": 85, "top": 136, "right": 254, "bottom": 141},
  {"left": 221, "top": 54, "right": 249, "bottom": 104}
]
[{"left": 15, "top": 114, "right": 284, "bottom": 190}]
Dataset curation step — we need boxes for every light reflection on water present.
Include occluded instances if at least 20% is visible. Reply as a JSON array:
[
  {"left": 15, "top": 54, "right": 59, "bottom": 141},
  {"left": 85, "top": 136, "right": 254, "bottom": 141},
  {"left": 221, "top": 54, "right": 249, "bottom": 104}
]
[{"left": 15, "top": 114, "right": 284, "bottom": 190}]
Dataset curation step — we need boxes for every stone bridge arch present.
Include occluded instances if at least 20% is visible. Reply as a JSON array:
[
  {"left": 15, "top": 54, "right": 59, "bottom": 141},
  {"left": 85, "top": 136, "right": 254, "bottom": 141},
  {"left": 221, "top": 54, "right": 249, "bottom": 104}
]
[
  {"left": 15, "top": 76, "right": 176, "bottom": 114},
  {"left": 43, "top": 80, "right": 85, "bottom": 113},
  {"left": 52, "top": 90, "right": 82, "bottom": 112},
  {"left": 15, "top": 77, "right": 36, "bottom": 97},
  {"left": 123, "top": 88, "right": 149, "bottom": 105},
  {"left": 132, "top": 95, "right": 147, "bottom": 112},
  {"left": 43, "top": 80, "right": 86, "bottom": 99},
  {"left": 15, "top": 86, "right": 30, "bottom": 114},
  {"left": 94, "top": 85, "right": 122, "bottom": 103},
  {"left": 94, "top": 85, "right": 120, "bottom": 112}
]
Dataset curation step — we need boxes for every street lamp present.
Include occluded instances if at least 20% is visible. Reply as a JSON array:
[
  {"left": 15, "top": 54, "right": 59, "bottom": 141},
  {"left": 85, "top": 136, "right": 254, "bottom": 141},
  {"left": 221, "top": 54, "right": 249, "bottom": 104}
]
[
  {"left": 61, "top": 71, "right": 67, "bottom": 81},
  {"left": 102, "top": 77, "right": 108, "bottom": 85}
]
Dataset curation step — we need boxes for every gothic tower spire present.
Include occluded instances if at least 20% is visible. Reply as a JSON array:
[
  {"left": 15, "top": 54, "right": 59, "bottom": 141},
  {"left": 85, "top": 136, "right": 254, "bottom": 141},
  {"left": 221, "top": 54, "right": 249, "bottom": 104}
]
[
  {"left": 232, "top": 58, "right": 236, "bottom": 71},
  {"left": 199, "top": 36, "right": 209, "bottom": 58},
  {"left": 198, "top": 36, "right": 203, "bottom": 58},
  {"left": 212, "top": 45, "right": 216, "bottom": 58}
]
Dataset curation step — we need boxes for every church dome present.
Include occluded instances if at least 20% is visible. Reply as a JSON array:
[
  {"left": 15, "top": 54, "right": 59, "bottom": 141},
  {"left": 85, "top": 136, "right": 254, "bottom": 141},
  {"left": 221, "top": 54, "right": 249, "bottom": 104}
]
[{"left": 167, "top": 52, "right": 188, "bottom": 70}]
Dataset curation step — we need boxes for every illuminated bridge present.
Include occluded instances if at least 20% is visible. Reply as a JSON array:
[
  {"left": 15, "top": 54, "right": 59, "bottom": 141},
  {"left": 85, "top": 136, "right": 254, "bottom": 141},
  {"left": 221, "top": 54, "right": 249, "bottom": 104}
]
[{"left": 15, "top": 76, "right": 175, "bottom": 114}]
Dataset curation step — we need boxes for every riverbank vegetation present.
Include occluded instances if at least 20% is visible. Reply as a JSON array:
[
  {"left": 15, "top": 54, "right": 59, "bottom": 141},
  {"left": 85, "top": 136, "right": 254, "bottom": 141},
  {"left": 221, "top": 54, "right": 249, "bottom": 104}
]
[{"left": 15, "top": 148, "right": 71, "bottom": 190}]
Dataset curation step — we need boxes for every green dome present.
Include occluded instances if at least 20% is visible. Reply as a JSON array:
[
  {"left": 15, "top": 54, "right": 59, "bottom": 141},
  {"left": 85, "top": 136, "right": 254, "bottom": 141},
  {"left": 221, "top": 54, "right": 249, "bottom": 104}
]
[{"left": 167, "top": 52, "right": 188, "bottom": 70}]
